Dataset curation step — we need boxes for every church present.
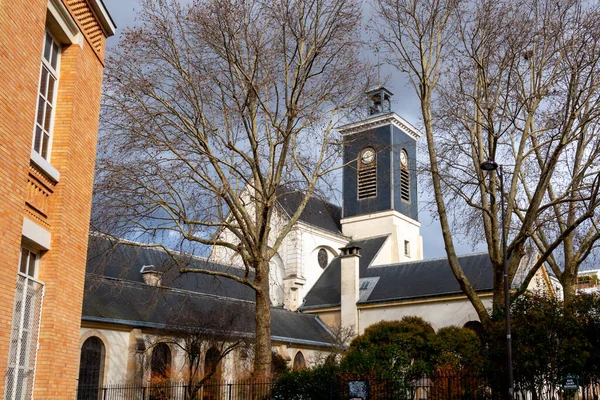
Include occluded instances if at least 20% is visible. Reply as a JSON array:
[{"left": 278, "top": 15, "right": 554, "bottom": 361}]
[
  {"left": 212, "top": 86, "right": 553, "bottom": 333},
  {"left": 76, "top": 87, "right": 553, "bottom": 390}
]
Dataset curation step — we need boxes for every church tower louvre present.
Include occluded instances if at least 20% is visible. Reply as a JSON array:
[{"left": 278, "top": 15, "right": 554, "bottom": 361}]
[{"left": 339, "top": 87, "right": 423, "bottom": 263}]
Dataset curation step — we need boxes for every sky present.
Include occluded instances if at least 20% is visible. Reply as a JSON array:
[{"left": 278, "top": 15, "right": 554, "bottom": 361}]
[{"left": 101, "top": 0, "right": 485, "bottom": 259}]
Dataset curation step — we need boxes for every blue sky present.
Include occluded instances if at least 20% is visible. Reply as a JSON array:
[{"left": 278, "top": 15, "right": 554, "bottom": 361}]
[{"left": 101, "top": 0, "right": 485, "bottom": 259}]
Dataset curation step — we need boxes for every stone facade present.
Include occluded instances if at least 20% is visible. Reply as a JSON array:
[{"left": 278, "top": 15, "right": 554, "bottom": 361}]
[{"left": 0, "top": 0, "right": 113, "bottom": 397}]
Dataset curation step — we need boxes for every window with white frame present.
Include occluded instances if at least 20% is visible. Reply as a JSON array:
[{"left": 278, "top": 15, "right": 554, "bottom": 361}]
[
  {"left": 4, "top": 247, "right": 45, "bottom": 400},
  {"left": 32, "top": 31, "right": 60, "bottom": 160},
  {"left": 404, "top": 240, "right": 410, "bottom": 258}
]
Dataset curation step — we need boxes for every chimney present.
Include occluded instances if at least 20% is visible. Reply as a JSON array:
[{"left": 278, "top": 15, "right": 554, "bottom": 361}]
[
  {"left": 340, "top": 245, "right": 361, "bottom": 335},
  {"left": 140, "top": 265, "right": 163, "bottom": 287}
]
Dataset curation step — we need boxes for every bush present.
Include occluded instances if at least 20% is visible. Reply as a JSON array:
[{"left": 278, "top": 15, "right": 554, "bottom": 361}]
[
  {"left": 271, "top": 364, "right": 341, "bottom": 400},
  {"left": 341, "top": 317, "right": 437, "bottom": 381}
]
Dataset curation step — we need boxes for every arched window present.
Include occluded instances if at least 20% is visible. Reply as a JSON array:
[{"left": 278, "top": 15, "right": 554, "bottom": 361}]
[
  {"left": 293, "top": 351, "right": 307, "bottom": 371},
  {"left": 269, "top": 253, "right": 285, "bottom": 306},
  {"left": 463, "top": 321, "right": 484, "bottom": 337},
  {"left": 204, "top": 347, "right": 222, "bottom": 380},
  {"left": 151, "top": 343, "right": 171, "bottom": 379},
  {"left": 358, "top": 147, "right": 377, "bottom": 199},
  {"left": 77, "top": 337, "right": 105, "bottom": 400},
  {"left": 400, "top": 149, "right": 410, "bottom": 202},
  {"left": 317, "top": 248, "right": 328, "bottom": 269}
]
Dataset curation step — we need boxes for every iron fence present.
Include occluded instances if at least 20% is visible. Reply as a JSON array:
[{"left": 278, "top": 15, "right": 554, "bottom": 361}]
[
  {"left": 77, "top": 380, "right": 273, "bottom": 400},
  {"left": 76, "top": 374, "right": 600, "bottom": 400}
]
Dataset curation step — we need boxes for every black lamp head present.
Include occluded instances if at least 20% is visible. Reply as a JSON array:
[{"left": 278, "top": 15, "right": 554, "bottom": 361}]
[{"left": 480, "top": 159, "right": 499, "bottom": 171}]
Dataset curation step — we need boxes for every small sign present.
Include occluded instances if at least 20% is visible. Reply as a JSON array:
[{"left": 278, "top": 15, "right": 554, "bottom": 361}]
[
  {"left": 349, "top": 380, "right": 368, "bottom": 400},
  {"left": 563, "top": 374, "right": 579, "bottom": 390}
]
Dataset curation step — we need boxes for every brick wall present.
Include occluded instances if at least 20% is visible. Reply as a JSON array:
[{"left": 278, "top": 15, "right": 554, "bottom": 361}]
[{"left": 0, "top": 0, "right": 110, "bottom": 397}]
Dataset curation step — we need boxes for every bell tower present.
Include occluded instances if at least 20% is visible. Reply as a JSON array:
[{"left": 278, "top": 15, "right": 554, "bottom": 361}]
[{"left": 339, "top": 87, "right": 423, "bottom": 263}]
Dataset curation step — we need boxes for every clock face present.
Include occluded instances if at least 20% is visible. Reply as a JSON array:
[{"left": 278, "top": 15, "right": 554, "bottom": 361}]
[
  {"left": 400, "top": 151, "right": 408, "bottom": 167},
  {"left": 361, "top": 148, "right": 375, "bottom": 164}
]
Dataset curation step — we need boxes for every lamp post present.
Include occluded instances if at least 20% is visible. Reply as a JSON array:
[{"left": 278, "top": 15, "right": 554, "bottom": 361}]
[{"left": 480, "top": 159, "right": 514, "bottom": 400}]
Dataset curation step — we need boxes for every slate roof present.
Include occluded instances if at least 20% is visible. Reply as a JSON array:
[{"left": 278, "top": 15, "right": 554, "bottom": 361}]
[
  {"left": 84, "top": 236, "right": 334, "bottom": 347},
  {"left": 82, "top": 275, "right": 334, "bottom": 347},
  {"left": 302, "top": 235, "right": 493, "bottom": 309},
  {"left": 86, "top": 235, "right": 255, "bottom": 301},
  {"left": 276, "top": 189, "right": 343, "bottom": 235}
]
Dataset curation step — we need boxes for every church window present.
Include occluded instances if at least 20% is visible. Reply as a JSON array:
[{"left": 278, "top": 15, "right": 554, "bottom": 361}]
[
  {"left": 151, "top": 343, "right": 171, "bottom": 380},
  {"left": 404, "top": 240, "right": 410, "bottom": 257},
  {"left": 317, "top": 248, "right": 328, "bottom": 269},
  {"left": 76, "top": 337, "right": 105, "bottom": 400},
  {"left": 400, "top": 150, "right": 410, "bottom": 203},
  {"left": 293, "top": 351, "right": 307, "bottom": 371},
  {"left": 358, "top": 147, "right": 377, "bottom": 199},
  {"left": 204, "top": 347, "right": 222, "bottom": 380}
]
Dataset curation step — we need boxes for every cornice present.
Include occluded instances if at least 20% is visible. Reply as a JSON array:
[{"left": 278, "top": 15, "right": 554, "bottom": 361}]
[{"left": 337, "top": 112, "right": 422, "bottom": 140}]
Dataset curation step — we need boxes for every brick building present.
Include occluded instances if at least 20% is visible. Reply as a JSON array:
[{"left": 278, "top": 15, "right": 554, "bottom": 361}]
[{"left": 0, "top": 0, "right": 114, "bottom": 398}]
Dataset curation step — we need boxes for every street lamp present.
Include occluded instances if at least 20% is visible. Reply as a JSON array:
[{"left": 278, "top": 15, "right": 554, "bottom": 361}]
[{"left": 480, "top": 159, "right": 514, "bottom": 400}]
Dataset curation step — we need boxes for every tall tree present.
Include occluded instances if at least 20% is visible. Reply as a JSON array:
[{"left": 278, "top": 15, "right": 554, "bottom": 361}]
[
  {"left": 374, "top": 0, "right": 600, "bottom": 321},
  {"left": 94, "top": 0, "right": 369, "bottom": 376}
]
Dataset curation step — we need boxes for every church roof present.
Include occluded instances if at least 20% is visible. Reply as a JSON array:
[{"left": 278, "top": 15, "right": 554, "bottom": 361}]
[
  {"left": 87, "top": 235, "right": 255, "bottom": 301},
  {"left": 302, "top": 236, "right": 493, "bottom": 309},
  {"left": 276, "top": 189, "right": 343, "bottom": 235},
  {"left": 82, "top": 274, "right": 334, "bottom": 347},
  {"left": 84, "top": 236, "right": 334, "bottom": 347}
]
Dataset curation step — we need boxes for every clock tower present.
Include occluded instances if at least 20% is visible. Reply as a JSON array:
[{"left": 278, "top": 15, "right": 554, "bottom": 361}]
[{"left": 339, "top": 87, "right": 423, "bottom": 263}]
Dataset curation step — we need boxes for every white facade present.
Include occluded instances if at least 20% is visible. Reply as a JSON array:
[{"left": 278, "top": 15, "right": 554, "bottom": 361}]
[
  {"left": 211, "top": 201, "right": 349, "bottom": 311},
  {"left": 79, "top": 325, "right": 324, "bottom": 385},
  {"left": 341, "top": 210, "right": 423, "bottom": 264}
]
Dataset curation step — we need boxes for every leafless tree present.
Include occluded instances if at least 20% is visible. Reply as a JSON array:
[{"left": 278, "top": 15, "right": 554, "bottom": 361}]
[
  {"left": 147, "top": 304, "right": 251, "bottom": 398},
  {"left": 374, "top": 0, "right": 600, "bottom": 322},
  {"left": 94, "top": 0, "right": 370, "bottom": 376},
  {"left": 311, "top": 323, "right": 354, "bottom": 365}
]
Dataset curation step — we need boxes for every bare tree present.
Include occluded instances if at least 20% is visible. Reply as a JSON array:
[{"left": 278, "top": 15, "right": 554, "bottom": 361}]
[
  {"left": 94, "top": 0, "right": 369, "bottom": 376},
  {"left": 310, "top": 323, "right": 354, "bottom": 365},
  {"left": 374, "top": 0, "right": 600, "bottom": 322},
  {"left": 147, "top": 305, "right": 251, "bottom": 398}
]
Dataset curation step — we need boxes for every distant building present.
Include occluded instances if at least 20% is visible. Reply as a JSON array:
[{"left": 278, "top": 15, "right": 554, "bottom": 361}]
[
  {"left": 0, "top": 1, "right": 114, "bottom": 398},
  {"left": 577, "top": 269, "right": 600, "bottom": 294}
]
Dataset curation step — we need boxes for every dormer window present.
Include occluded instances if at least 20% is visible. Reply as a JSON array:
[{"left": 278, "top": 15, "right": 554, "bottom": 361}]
[
  {"left": 400, "top": 149, "right": 410, "bottom": 203},
  {"left": 358, "top": 147, "right": 377, "bottom": 199}
]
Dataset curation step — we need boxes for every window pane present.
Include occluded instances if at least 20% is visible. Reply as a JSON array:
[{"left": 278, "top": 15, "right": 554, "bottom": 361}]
[
  {"left": 15, "top": 370, "right": 25, "bottom": 399},
  {"left": 33, "top": 127, "right": 43, "bottom": 154},
  {"left": 51, "top": 43, "right": 58, "bottom": 70},
  {"left": 36, "top": 97, "right": 45, "bottom": 127},
  {"left": 43, "top": 104, "right": 52, "bottom": 132},
  {"left": 20, "top": 250, "right": 28, "bottom": 275},
  {"left": 47, "top": 75, "right": 56, "bottom": 103},
  {"left": 41, "top": 133, "right": 49, "bottom": 159},
  {"left": 39, "top": 68, "right": 48, "bottom": 98},
  {"left": 43, "top": 33, "right": 52, "bottom": 62},
  {"left": 28, "top": 252, "right": 36, "bottom": 277}
]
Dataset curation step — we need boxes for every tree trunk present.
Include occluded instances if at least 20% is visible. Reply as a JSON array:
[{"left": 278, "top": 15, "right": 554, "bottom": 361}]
[
  {"left": 561, "top": 270, "right": 577, "bottom": 310},
  {"left": 492, "top": 267, "right": 504, "bottom": 317},
  {"left": 253, "top": 259, "right": 272, "bottom": 377},
  {"left": 421, "top": 90, "right": 491, "bottom": 327}
]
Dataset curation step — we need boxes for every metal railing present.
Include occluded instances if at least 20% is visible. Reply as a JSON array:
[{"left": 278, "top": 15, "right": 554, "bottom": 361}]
[
  {"left": 77, "top": 374, "right": 600, "bottom": 400},
  {"left": 77, "top": 380, "right": 273, "bottom": 400}
]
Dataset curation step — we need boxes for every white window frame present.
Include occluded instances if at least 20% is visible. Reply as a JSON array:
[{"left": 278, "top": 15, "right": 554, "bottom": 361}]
[
  {"left": 404, "top": 240, "right": 411, "bottom": 258},
  {"left": 32, "top": 30, "right": 61, "bottom": 163},
  {"left": 4, "top": 247, "right": 45, "bottom": 400}
]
